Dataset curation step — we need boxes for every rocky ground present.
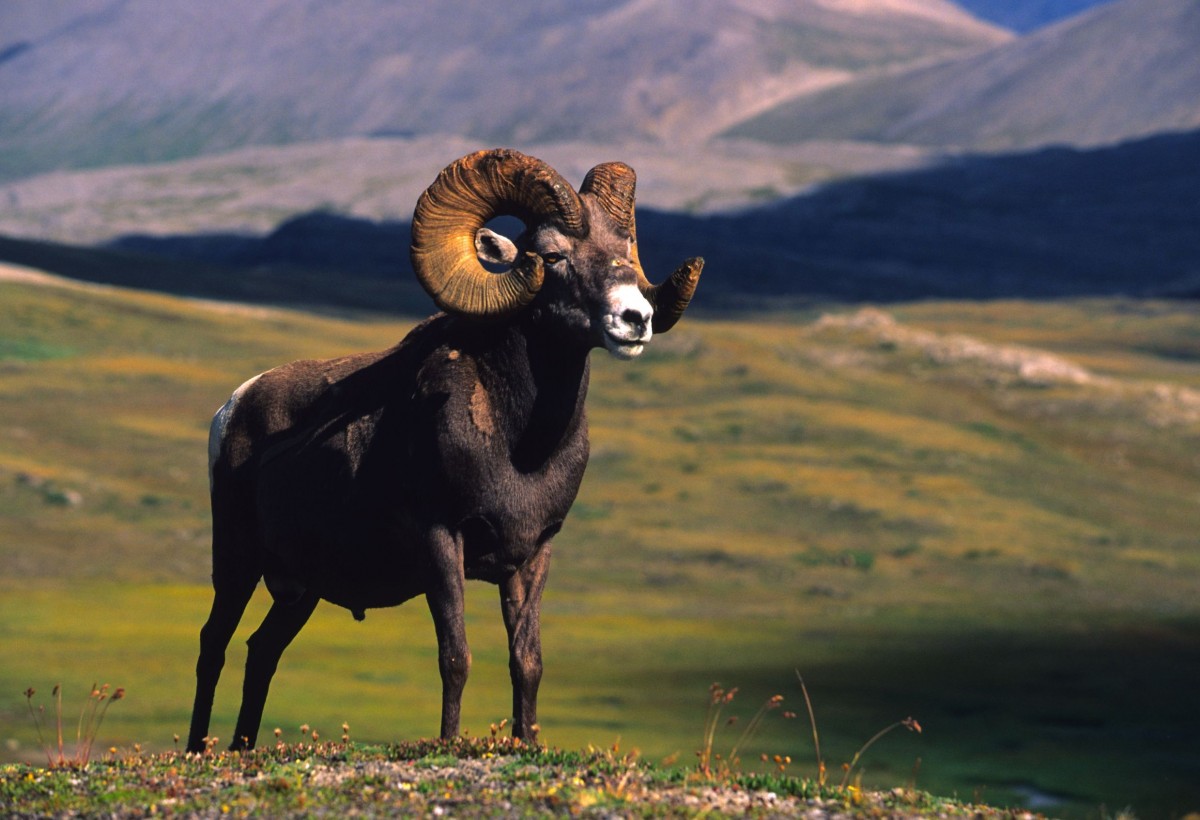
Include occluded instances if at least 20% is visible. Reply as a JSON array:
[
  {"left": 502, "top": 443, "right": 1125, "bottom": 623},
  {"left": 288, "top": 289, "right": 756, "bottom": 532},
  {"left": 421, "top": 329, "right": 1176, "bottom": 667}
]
[{"left": 0, "top": 737, "right": 1040, "bottom": 818}]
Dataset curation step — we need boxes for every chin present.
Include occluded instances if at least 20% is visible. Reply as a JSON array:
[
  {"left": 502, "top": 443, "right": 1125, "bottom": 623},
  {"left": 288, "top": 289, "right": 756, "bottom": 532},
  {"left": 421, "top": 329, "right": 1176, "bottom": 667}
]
[{"left": 604, "top": 338, "right": 645, "bottom": 360}]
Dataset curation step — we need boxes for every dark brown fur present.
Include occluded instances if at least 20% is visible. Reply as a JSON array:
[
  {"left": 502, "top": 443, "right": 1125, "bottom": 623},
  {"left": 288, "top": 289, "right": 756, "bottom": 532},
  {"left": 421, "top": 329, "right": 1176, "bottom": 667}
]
[{"left": 187, "top": 193, "right": 658, "bottom": 752}]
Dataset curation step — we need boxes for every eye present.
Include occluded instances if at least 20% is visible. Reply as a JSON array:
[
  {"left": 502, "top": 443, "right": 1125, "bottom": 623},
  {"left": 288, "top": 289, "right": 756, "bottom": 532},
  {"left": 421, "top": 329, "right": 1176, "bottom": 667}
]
[{"left": 541, "top": 252, "right": 565, "bottom": 265}]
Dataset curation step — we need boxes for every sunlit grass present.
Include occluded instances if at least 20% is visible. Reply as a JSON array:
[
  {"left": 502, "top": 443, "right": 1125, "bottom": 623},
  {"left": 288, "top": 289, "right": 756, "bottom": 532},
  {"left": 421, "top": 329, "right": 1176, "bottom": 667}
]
[{"left": 1, "top": 278, "right": 1199, "bottom": 815}]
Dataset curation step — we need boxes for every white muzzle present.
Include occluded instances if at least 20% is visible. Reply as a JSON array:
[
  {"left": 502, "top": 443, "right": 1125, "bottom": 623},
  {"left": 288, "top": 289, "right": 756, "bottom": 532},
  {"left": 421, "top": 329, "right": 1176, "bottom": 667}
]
[{"left": 601, "top": 283, "right": 654, "bottom": 360}]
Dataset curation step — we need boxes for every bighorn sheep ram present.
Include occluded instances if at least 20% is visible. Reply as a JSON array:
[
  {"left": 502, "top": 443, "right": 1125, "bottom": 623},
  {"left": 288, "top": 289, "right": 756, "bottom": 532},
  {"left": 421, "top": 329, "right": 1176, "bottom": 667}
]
[{"left": 186, "top": 149, "right": 703, "bottom": 752}]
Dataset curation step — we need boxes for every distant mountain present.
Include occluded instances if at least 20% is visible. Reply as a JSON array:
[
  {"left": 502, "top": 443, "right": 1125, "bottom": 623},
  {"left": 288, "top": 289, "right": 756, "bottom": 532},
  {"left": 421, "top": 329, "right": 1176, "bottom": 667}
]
[
  {"left": 728, "top": 0, "right": 1200, "bottom": 153},
  {"left": 0, "top": 0, "right": 1005, "bottom": 183},
  {"left": 951, "top": 0, "right": 1116, "bottom": 32},
  {"left": 0, "top": 136, "right": 935, "bottom": 246},
  {"left": 5, "top": 129, "right": 1195, "bottom": 309}
]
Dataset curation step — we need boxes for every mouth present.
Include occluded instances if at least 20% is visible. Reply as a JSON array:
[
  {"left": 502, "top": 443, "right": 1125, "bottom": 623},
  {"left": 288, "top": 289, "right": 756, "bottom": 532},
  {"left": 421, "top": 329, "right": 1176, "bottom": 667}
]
[
  {"left": 600, "top": 285, "right": 654, "bottom": 359},
  {"left": 603, "top": 332, "right": 645, "bottom": 360},
  {"left": 601, "top": 316, "right": 651, "bottom": 359}
]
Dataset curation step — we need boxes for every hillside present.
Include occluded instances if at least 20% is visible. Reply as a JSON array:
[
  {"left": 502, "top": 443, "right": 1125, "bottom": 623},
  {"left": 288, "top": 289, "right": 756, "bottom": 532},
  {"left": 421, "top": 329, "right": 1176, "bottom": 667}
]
[
  {"left": 0, "top": 136, "right": 933, "bottom": 244},
  {"left": 6, "top": 128, "right": 1191, "bottom": 309},
  {"left": 728, "top": 0, "right": 1200, "bottom": 153},
  {"left": 642, "top": 128, "right": 1200, "bottom": 304},
  {"left": 951, "top": 0, "right": 1115, "bottom": 32},
  {"left": 2, "top": 267, "right": 1199, "bottom": 815},
  {"left": 0, "top": 0, "right": 1006, "bottom": 183}
]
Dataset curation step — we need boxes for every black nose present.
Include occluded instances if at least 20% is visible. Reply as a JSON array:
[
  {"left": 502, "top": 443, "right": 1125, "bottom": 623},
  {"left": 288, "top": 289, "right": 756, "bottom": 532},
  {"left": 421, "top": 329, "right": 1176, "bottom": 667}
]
[{"left": 621, "top": 308, "right": 649, "bottom": 327}]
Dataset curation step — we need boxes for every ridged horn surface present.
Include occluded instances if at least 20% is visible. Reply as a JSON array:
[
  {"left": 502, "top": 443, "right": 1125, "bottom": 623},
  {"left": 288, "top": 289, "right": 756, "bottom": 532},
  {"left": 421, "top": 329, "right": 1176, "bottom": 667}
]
[
  {"left": 411, "top": 149, "right": 584, "bottom": 317},
  {"left": 580, "top": 162, "right": 636, "bottom": 232},
  {"left": 646, "top": 257, "right": 704, "bottom": 334},
  {"left": 581, "top": 161, "right": 702, "bottom": 333}
]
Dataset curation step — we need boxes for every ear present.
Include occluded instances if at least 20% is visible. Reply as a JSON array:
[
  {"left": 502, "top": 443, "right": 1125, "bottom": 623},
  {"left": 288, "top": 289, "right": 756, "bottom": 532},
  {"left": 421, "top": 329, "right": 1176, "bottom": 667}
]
[{"left": 475, "top": 228, "right": 519, "bottom": 266}]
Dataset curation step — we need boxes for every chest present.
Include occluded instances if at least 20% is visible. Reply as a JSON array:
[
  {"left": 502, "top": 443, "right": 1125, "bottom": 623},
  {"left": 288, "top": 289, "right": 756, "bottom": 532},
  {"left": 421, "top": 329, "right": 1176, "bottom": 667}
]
[{"left": 423, "top": 351, "right": 590, "bottom": 579}]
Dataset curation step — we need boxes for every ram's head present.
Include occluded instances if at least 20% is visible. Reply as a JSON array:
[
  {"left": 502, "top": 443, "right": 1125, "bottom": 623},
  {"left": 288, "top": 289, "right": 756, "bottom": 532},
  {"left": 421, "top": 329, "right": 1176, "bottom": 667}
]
[{"left": 410, "top": 149, "right": 703, "bottom": 357}]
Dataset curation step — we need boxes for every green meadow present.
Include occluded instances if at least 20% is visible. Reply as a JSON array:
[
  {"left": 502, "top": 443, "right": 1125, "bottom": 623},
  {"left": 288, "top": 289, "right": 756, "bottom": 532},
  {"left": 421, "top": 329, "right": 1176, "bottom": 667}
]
[{"left": 2, "top": 274, "right": 1198, "bottom": 817}]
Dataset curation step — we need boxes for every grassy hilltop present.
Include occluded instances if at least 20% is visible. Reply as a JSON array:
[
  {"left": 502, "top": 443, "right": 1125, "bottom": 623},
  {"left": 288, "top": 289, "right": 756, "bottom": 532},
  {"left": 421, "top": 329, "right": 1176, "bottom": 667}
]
[{"left": 1, "top": 269, "right": 1198, "bottom": 816}]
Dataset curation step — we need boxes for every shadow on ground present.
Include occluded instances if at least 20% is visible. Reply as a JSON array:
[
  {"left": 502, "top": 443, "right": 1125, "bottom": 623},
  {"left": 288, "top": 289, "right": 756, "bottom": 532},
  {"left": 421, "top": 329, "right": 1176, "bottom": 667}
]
[{"left": 663, "top": 621, "right": 1200, "bottom": 819}]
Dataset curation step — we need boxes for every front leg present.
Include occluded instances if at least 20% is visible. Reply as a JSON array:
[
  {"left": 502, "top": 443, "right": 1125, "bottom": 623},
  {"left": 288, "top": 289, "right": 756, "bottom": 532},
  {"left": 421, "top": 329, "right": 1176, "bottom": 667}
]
[
  {"left": 426, "top": 526, "right": 470, "bottom": 739},
  {"left": 500, "top": 545, "right": 551, "bottom": 741}
]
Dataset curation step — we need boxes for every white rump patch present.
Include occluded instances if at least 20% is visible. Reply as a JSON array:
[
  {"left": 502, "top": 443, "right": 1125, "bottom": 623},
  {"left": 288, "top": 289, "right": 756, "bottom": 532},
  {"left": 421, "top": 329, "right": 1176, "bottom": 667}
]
[{"left": 208, "top": 373, "right": 262, "bottom": 488}]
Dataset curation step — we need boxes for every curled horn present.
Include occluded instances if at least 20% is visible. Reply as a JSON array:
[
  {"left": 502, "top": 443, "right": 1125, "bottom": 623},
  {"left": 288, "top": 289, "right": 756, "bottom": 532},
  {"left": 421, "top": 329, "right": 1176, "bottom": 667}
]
[
  {"left": 411, "top": 149, "right": 585, "bottom": 318},
  {"left": 580, "top": 162, "right": 636, "bottom": 233},
  {"left": 580, "top": 162, "right": 703, "bottom": 334}
]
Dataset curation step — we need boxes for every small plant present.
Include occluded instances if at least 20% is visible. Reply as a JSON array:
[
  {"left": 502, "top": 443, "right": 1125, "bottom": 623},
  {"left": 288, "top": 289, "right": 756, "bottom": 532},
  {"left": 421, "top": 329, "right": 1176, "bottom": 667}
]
[
  {"left": 696, "top": 673, "right": 923, "bottom": 797},
  {"left": 793, "top": 670, "right": 922, "bottom": 791},
  {"left": 23, "top": 682, "right": 125, "bottom": 768},
  {"left": 697, "top": 683, "right": 735, "bottom": 778},
  {"left": 839, "top": 715, "right": 922, "bottom": 789},
  {"left": 795, "top": 671, "right": 827, "bottom": 786},
  {"left": 696, "top": 683, "right": 789, "bottom": 779}
]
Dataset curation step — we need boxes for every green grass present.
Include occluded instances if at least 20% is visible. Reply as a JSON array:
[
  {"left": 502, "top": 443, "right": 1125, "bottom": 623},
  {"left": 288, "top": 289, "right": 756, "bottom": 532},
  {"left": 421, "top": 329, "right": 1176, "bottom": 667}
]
[
  {"left": 0, "top": 736, "right": 1029, "bottom": 818},
  {"left": 1, "top": 278, "right": 1199, "bottom": 816}
]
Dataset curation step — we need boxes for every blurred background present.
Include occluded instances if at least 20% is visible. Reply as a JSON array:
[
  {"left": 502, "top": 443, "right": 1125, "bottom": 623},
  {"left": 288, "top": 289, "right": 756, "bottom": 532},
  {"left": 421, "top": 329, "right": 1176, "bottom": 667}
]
[{"left": 1, "top": 1, "right": 1198, "bottom": 816}]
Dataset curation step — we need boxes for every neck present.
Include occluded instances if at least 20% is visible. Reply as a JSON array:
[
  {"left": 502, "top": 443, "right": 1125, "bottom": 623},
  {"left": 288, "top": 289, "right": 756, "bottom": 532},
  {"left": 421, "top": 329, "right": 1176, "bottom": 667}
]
[{"left": 503, "top": 322, "right": 591, "bottom": 472}]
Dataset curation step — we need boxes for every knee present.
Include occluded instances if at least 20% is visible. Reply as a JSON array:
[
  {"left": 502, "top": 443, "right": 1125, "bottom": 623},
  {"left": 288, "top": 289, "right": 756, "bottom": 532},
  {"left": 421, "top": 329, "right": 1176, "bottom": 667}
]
[
  {"left": 243, "top": 633, "right": 283, "bottom": 677},
  {"left": 198, "top": 625, "right": 224, "bottom": 652},
  {"left": 440, "top": 649, "right": 472, "bottom": 687},
  {"left": 511, "top": 650, "right": 542, "bottom": 688},
  {"left": 195, "top": 651, "right": 225, "bottom": 680}
]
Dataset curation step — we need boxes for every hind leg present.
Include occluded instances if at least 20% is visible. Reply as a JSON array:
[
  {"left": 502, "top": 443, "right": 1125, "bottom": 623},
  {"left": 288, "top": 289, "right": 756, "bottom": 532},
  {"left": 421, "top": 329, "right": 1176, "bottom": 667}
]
[
  {"left": 229, "top": 588, "right": 319, "bottom": 750},
  {"left": 187, "top": 574, "right": 257, "bottom": 753}
]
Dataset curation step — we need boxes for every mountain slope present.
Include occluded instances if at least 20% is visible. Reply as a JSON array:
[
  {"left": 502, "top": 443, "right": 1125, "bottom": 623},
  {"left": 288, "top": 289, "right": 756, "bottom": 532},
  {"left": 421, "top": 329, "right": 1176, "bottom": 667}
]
[
  {"left": 0, "top": 0, "right": 1007, "bottom": 182},
  {"left": 6, "top": 128, "right": 1194, "bottom": 311},
  {"left": 0, "top": 136, "right": 935, "bottom": 245},
  {"left": 729, "top": 0, "right": 1200, "bottom": 152},
  {"left": 640, "top": 129, "right": 1200, "bottom": 303}
]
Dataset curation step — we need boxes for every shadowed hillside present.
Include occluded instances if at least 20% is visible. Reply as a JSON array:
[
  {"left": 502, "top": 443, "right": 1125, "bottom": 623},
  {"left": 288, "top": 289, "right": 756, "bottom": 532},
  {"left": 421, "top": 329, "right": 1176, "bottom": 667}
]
[
  {"left": 645, "top": 129, "right": 1200, "bottom": 303},
  {"left": 7, "top": 128, "right": 1192, "bottom": 310}
]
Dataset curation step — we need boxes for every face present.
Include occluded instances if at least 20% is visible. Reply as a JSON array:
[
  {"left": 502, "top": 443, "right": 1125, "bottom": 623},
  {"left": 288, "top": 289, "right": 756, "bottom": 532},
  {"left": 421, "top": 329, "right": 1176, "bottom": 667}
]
[{"left": 476, "top": 198, "right": 654, "bottom": 358}]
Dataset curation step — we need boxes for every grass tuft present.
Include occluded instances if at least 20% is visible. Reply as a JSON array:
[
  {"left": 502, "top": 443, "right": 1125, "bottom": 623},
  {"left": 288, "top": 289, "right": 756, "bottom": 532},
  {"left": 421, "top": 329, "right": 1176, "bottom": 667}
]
[
  {"left": 23, "top": 683, "right": 125, "bottom": 769},
  {"left": 0, "top": 737, "right": 1035, "bottom": 817}
]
